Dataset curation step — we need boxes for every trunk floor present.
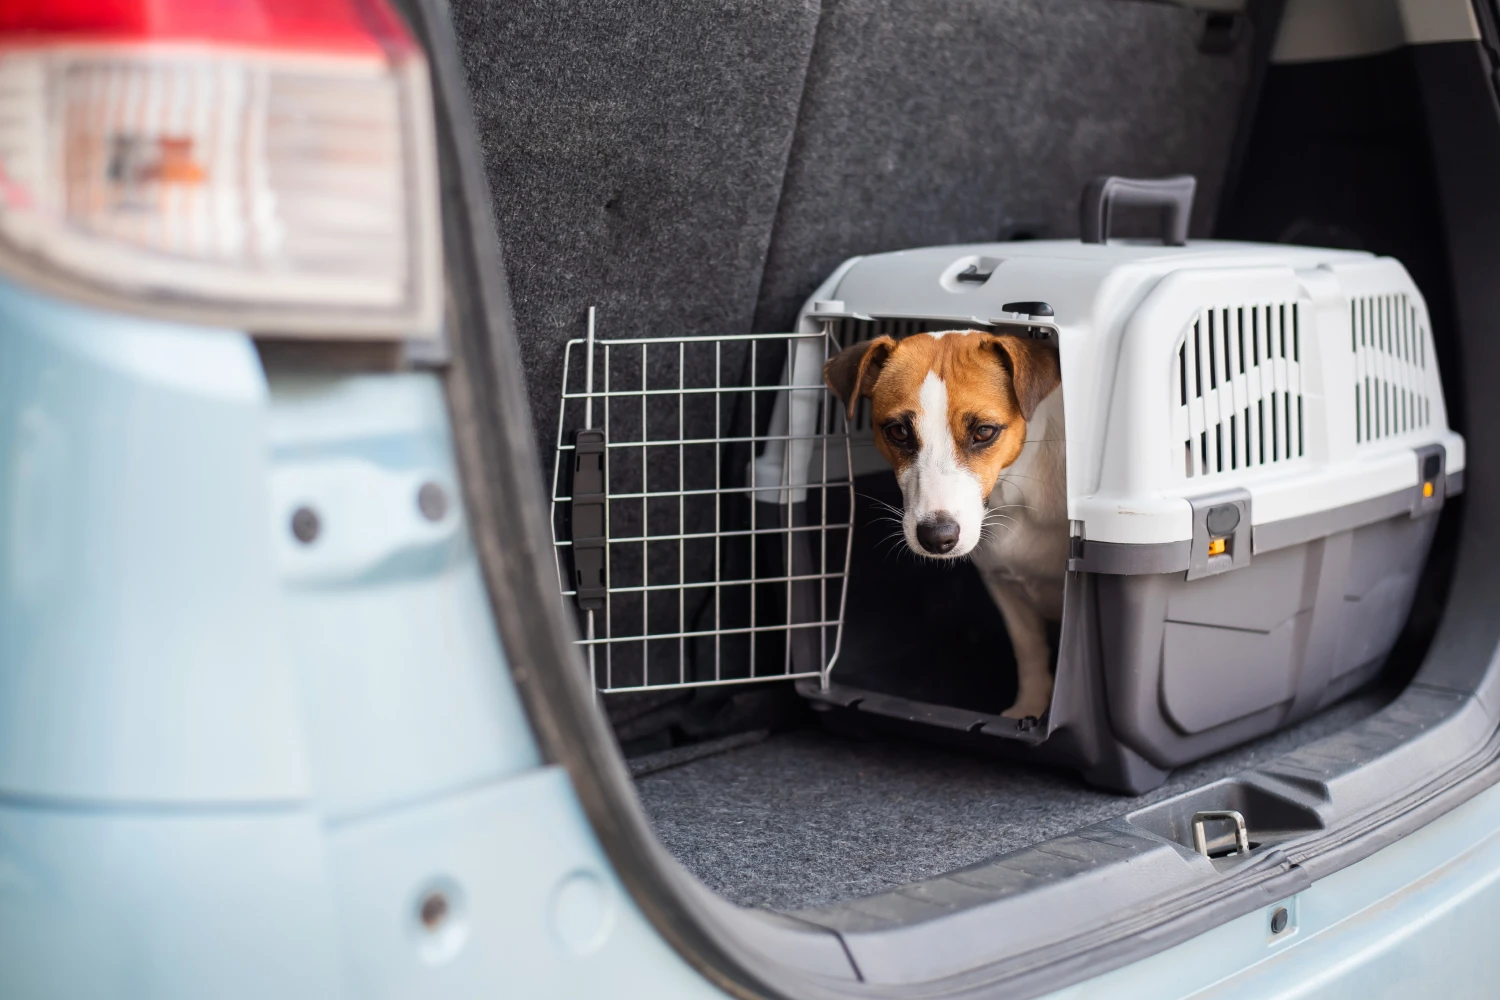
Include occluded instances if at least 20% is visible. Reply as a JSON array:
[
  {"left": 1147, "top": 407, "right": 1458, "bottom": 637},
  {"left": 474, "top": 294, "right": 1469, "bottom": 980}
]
[{"left": 635, "top": 690, "right": 1392, "bottom": 911}]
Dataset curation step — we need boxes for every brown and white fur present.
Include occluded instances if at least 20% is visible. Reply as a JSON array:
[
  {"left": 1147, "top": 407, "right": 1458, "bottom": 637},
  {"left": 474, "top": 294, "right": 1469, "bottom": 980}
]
[{"left": 824, "top": 330, "right": 1067, "bottom": 719}]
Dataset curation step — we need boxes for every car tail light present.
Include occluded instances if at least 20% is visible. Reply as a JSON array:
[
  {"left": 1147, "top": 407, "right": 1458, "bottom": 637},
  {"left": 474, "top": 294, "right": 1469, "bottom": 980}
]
[{"left": 0, "top": 0, "right": 441, "bottom": 337}]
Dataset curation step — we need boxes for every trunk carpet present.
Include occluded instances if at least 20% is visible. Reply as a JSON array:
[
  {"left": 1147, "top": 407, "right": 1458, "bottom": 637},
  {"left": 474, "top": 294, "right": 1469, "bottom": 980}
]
[{"left": 634, "top": 690, "right": 1391, "bottom": 910}]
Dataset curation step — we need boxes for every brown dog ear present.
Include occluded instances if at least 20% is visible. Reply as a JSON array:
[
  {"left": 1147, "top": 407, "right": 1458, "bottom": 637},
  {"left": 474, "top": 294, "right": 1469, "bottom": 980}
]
[
  {"left": 823, "top": 336, "right": 896, "bottom": 421},
  {"left": 987, "top": 335, "right": 1061, "bottom": 420}
]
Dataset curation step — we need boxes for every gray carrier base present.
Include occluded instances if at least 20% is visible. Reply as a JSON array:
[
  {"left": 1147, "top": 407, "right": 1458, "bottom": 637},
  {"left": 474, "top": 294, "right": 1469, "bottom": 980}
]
[{"left": 800, "top": 456, "right": 1456, "bottom": 794}]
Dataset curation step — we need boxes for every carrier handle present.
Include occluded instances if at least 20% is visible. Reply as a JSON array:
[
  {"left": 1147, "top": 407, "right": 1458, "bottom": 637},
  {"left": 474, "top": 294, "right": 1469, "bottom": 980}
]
[{"left": 1079, "top": 174, "right": 1197, "bottom": 246}]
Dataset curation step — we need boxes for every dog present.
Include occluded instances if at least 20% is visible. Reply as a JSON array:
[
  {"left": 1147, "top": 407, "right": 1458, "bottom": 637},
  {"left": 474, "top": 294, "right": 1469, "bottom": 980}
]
[{"left": 824, "top": 330, "right": 1066, "bottom": 719}]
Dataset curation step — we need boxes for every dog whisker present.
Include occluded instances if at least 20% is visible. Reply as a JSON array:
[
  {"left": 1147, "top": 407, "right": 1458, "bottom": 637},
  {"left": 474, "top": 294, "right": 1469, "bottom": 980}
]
[
  {"left": 857, "top": 492, "right": 906, "bottom": 515},
  {"left": 876, "top": 528, "right": 910, "bottom": 560}
]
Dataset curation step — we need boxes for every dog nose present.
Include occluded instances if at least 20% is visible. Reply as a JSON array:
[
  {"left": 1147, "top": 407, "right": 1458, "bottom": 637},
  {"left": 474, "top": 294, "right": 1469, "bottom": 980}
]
[{"left": 916, "top": 515, "right": 960, "bottom": 555}]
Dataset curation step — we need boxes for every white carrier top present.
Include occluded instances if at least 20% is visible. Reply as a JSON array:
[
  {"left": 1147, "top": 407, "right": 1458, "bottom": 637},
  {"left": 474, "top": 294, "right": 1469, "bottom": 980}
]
[{"left": 794, "top": 238, "right": 1463, "bottom": 559}]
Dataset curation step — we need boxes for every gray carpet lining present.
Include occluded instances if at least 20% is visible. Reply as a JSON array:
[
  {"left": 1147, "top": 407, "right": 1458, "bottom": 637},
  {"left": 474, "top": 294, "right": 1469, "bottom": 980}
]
[
  {"left": 635, "top": 689, "right": 1392, "bottom": 911},
  {"left": 629, "top": 729, "right": 771, "bottom": 778},
  {"left": 750, "top": 0, "right": 1250, "bottom": 333}
]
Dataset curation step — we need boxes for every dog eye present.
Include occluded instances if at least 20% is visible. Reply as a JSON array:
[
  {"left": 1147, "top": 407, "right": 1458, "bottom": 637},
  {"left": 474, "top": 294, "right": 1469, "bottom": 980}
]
[
  {"left": 972, "top": 424, "right": 1000, "bottom": 444},
  {"left": 885, "top": 423, "right": 910, "bottom": 444}
]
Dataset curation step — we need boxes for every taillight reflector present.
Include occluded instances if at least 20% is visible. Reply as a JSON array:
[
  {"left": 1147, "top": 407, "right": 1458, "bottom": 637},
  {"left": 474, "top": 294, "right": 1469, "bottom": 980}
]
[
  {"left": 0, "top": 0, "right": 440, "bottom": 338},
  {"left": 0, "top": 0, "right": 417, "bottom": 56}
]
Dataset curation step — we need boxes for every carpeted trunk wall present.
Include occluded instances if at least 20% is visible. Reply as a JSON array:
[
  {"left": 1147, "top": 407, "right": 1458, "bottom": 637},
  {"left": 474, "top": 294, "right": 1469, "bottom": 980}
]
[{"left": 448, "top": 0, "right": 1251, "bottom": 721}]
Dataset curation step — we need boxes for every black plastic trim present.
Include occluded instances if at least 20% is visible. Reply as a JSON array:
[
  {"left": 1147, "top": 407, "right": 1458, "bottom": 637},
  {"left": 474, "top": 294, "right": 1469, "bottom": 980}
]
[
  {"left": 567, "top": 428, "right": 608, "bottom": 610},
  {"left": 1213, "top": 0, "right": 1288, "bottom": 228},
  {"left": 798, "top": 679, "right": 1049, "bottom": 745}
]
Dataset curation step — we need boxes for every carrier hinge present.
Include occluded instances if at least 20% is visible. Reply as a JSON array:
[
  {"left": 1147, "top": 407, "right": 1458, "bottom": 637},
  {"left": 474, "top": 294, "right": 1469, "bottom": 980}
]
[{"left": 1186, "top": 488, "right": 1251, "bottom": 581}]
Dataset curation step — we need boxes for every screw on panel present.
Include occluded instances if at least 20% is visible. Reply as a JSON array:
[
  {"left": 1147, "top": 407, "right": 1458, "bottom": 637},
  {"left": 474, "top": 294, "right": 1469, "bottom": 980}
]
[
  {"left": 417, "top": 481, "right": 449, "bottom": 522},
  {"left": 290, "top": 506, "right": 320, "bottom": 544},
  {"left": 1270, "top": 906, "right": 1289, "bottom": 935}
]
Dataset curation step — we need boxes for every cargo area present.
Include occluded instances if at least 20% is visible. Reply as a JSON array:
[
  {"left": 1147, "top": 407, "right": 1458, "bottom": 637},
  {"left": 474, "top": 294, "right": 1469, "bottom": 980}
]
[
  {"left": 631, "top": 686, "right": 1393, "bottom": 911},
  {"left": 454, "top": 0, "right": 1467, "bottom": 938}
]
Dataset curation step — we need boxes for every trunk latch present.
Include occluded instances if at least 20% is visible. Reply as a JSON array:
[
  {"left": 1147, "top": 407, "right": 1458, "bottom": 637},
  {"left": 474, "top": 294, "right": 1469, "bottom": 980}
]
[{"left": 1192, "top": 809, "right": 1251, "bottom": 858}]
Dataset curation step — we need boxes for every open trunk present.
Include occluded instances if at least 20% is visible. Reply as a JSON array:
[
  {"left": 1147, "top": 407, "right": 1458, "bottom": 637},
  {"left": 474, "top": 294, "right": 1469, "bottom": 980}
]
[{"left": 417, "top": 0, "right": 1500, "bottom": 993}]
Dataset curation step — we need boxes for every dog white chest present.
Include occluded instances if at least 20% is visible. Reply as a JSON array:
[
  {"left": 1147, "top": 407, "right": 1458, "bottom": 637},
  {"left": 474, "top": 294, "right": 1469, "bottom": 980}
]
[{"left": 972, "top": 388, "right": 1069, "bottom": 620}]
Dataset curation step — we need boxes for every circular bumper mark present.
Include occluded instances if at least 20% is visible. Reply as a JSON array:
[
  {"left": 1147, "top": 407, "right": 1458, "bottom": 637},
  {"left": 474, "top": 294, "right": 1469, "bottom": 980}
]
[
  {"left": 552, "top": 870, "right": 614, "bottom": 956},
  {"left": 1270, "top": 906, "right": 1289, "bottom": 935},
  {"left": 290, "top": 506, "right": 320, "bottom": 544},
  {"left": 413, "top": 878, "right": 468, "bottom": 964},
  {"left": 417, "top": 481, "right": 449, "bottom": 522},
  {"left": 419, "top": 891, "right": 450, "bottom": 931}
]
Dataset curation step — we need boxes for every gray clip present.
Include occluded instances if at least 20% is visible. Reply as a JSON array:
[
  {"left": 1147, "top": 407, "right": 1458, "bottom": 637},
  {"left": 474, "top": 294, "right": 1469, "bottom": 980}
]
[
  {"left": 1412, "top": 444, "right": 1446, "bottom": 519},
  {"left": 1186, "top": 488, "right": 1251, "bottom": 581}
]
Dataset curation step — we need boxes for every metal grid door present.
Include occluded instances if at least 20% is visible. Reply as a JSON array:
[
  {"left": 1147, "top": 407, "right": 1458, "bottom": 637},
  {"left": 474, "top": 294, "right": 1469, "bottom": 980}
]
[{"left": 550, "top": 313, "right": 855, "bottom": 693}]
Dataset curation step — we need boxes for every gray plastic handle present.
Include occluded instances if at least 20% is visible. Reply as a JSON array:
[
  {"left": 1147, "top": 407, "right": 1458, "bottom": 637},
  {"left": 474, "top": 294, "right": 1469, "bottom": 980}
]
[{"left": 1079, "top": 175, "right": 1197, "bottom": 246}]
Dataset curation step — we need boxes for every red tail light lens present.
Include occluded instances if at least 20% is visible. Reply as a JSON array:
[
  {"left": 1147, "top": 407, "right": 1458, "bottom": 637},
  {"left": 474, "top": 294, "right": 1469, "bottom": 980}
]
[{"left": 0, "top": 0, "right": 441, "bottom": 338}]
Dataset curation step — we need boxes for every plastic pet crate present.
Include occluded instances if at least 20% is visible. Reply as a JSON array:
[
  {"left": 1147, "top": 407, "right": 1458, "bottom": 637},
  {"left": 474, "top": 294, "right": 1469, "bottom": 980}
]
[{"left": 787, "top": 176, "right": 1465, "bottom": 793}]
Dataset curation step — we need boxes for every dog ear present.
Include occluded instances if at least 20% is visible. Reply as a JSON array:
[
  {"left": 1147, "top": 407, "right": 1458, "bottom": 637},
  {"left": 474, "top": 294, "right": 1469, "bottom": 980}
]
[
  {"left": 987, "top": 335, "right": 1061, "bottom": 421},
  {"left": 823, "top": 336, "right": 896, "bottom": 421}
]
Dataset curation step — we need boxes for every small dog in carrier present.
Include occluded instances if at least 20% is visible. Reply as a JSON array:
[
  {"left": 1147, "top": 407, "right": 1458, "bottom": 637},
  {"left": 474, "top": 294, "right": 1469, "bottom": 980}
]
[{"left": 825, "top": 330, "right": 1065, "bottom": 719}]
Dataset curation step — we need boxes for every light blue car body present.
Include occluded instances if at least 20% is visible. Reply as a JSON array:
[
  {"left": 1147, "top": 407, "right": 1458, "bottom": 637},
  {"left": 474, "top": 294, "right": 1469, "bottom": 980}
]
[{"left": 1, "top": 278, "right": 1497, "bottom": 998}]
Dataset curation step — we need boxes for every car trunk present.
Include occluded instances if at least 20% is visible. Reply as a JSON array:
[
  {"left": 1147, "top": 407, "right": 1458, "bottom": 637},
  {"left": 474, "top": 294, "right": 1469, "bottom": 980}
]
[{"left": 423, "top": 0, "right": 1493, "bottom": 993}]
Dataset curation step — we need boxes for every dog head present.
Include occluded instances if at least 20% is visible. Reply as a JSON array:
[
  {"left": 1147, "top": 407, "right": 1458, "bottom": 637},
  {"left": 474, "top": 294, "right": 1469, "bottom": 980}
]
[{"left": 824, "top": 330, "right": 1060, "bottom": 559}]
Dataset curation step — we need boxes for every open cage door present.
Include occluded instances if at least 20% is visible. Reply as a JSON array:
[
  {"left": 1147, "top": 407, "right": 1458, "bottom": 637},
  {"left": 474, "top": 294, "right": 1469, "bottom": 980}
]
[{"left": 549, "top": 316, "right": 855, "bottom": 694}]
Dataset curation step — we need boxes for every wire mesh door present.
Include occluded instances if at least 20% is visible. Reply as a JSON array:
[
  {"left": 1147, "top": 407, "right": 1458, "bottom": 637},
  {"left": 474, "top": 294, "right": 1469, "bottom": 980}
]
[{"left": 550, "top": 320, "right": 855, "bottom": 693}]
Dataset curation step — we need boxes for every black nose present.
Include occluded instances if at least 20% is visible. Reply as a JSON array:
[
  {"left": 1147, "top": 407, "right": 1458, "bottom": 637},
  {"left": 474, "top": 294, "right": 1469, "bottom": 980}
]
[{"left": 916, "top": 515, "right": 960, "bottom": 555}]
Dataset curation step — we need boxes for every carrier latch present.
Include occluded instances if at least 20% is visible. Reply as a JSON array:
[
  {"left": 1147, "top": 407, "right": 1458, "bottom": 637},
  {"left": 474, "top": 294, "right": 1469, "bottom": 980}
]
[
  {"left": 1412, "top": 444, "right": 1446, "bottom": 519},
  {"left": 1186, "top": 488, "right": 1251, "bottom": 581}
]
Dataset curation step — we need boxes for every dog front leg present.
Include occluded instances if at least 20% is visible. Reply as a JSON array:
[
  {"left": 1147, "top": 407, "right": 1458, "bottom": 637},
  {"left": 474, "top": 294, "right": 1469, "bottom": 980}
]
[{"left": 987, "top": 582, "right": 1054, "bottom": 720}]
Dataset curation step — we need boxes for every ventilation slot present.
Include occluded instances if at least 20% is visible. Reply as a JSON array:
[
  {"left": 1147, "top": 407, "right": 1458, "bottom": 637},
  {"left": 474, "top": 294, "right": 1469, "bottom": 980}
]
[
  {"left": 1173, "top": 303, "right": 1305, "bottom": 480},
  {"left": 1352, "top": 293, "right": 1431, "bottom": 445}
]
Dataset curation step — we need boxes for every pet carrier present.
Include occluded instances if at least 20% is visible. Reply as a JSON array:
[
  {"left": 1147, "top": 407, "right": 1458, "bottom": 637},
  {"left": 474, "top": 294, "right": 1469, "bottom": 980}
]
[
  {"left": 549, "top": 177, "right": 1463, "bottom": 794},
  {"left": 787, "top": 176, "right": 1465, "bottom": 793}
]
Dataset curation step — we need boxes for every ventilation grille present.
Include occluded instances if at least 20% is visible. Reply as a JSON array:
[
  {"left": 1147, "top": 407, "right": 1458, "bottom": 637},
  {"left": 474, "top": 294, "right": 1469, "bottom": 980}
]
[
  {"left": 1352, "top": 294, "right": 1430, "bottom": 444},
  {"left": 820, "top": 317, "right": 998, "bottom": 432},
  {"left": 1174, "top": 303, "right": 1305, "bottom": 479}
]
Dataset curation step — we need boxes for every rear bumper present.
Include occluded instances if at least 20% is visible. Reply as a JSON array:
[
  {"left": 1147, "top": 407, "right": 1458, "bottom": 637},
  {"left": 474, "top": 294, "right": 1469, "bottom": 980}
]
[{"left": 1051, "top": 774, "right": 1500, "bottom": 999}]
